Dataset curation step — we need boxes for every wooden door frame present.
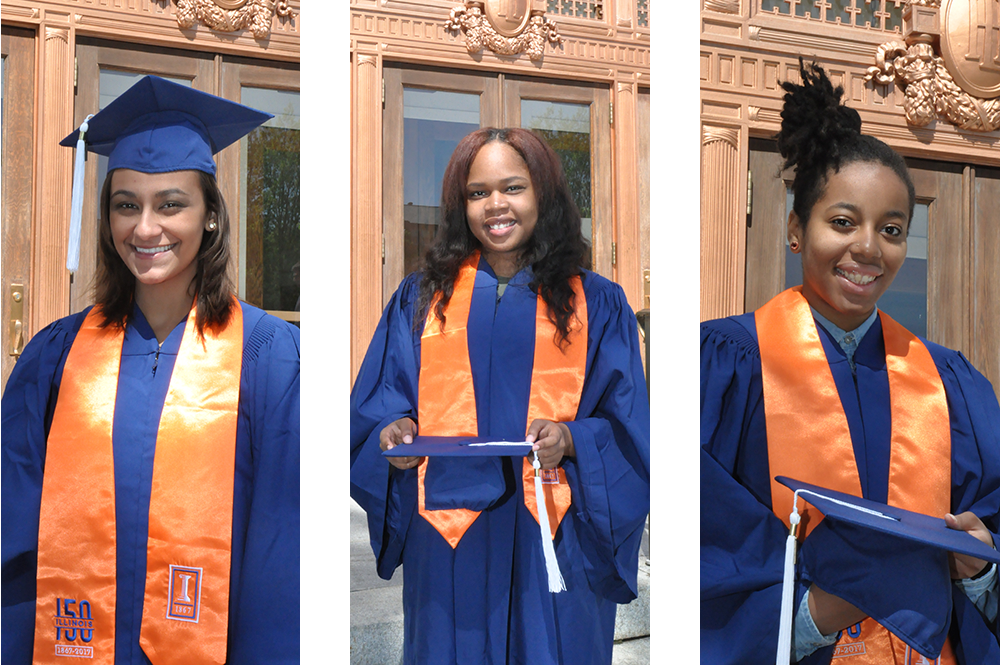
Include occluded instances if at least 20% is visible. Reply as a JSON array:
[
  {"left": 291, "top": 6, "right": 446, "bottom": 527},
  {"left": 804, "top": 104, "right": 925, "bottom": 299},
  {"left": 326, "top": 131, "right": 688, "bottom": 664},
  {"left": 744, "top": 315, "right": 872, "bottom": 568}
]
[
  {"left": 381, "top": 64, "right": 501, "bottom": 306},
  {"left": 743, "top": 141, "right": 987, "bottom": 377},
  {"left": 1, "top": 25, "right": 36, "bottom": 388},
  {"left": 503, "top": 76, "right": 614, "bottom": 279},
  {"left": 220, "top": 55, "right": 300, "bottom": 320},
  {"left": 73, "top": 39, "right": 215, "bottom": 315}
]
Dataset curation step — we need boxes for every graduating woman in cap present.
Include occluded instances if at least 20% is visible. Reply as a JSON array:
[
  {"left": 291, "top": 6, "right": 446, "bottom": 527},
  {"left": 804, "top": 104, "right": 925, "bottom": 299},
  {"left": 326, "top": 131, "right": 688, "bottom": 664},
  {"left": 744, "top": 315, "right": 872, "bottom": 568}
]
[
  {"left": 700, "top": 62, "right": 1000, "bottom": 664},
  {"left": 1, "top": 76, "right": 300, "bottom": 664},
  {"left": 350, "top": 127, "right": 650, "bottom": 664}
]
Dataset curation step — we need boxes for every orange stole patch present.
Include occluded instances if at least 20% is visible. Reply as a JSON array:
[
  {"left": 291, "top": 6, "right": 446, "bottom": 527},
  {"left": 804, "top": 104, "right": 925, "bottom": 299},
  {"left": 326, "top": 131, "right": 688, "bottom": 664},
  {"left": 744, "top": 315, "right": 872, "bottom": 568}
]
[
  {"left": 139, "top": 301, "right": 242, "bottom": 665},
  {"left": 35, "top": 309, "right": 122, "bottom": 665},
  {"left": 33, "top": 300, "right": 242, "bottom": 665},
  {"left": 756, "top": 288, "right": 953, "bottom": 663},
  {"left": 417, "top": 252, "right": 586, "bottom": 547}
]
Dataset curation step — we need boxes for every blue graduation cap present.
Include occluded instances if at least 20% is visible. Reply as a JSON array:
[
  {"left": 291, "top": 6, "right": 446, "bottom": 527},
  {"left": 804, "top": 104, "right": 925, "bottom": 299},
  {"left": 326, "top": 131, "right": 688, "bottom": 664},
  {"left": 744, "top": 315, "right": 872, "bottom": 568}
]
[
  {"left": 60, "top": 75, "right": 272, "bottom": 271},
  {"left": 382, "top": 435, "right": 533, "bottom": 457},
  {"left": 773, "top": 476, "right": 1000, "bottom": 663}
]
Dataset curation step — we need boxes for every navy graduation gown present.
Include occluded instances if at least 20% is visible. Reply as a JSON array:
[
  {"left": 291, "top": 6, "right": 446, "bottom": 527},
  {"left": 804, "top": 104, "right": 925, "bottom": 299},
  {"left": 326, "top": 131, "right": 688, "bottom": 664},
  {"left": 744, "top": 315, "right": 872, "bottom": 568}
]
[
  {"left": 1, "top": 301, "right": 300, "bottom": 664},
  {"left": 350, "top": 260, "right": 650, "bottom": 665},
  {"left": 701, "top": 313, "right": 1000, "bottom": 664}
]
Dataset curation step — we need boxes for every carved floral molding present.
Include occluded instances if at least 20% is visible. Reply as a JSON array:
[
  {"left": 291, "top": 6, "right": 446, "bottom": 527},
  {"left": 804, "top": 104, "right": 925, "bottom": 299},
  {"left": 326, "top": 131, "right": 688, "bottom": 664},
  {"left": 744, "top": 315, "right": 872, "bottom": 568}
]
[
  {"left": 445, "top": 2, "right": 564, "bottom": 62},
  {"left": 864, "top": 0, "right": 999, "bottom": 132},
  {"left": 171, "top": 0, "right": 295, "bottom": 40}
]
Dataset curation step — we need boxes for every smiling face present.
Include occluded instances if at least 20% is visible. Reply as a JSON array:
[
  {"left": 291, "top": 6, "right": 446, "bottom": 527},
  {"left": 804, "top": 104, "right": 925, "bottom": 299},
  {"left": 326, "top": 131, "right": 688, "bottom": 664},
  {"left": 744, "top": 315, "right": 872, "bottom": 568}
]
[
  {"left": 465, "top": 141, "right": 539, "bottom": 277},
  {"left": 788, "top": 161, "right": 910, "bottom": 331},
  {"left": 108, "top": 169, "right": 210, "bottom": 300}
]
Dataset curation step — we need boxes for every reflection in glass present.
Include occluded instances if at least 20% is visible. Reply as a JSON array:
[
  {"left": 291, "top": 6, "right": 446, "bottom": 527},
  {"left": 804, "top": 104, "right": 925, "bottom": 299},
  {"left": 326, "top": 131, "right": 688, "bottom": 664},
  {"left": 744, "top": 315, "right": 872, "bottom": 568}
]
[
  {"left": 783, "top": 189, "right": 928, "bottom": 336},
  {"left": 240, "top": 87, "right": 300, "bottom": 321},
  {"left": 520, "top": 100, "right": 593, "bottom": 254},
  {"left": 402, "top": 89, "right": 480, "bottom": 275}
]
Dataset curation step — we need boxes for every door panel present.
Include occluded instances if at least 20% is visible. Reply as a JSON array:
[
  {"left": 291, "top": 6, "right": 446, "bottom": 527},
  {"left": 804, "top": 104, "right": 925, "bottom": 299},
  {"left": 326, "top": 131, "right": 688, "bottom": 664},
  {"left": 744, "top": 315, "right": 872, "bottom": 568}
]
[
  {"left": 1, "top": 26, "right": 36, "bottom": 389},
  {"left": 382, "top": 66, "right": 501, "bottom": 306},
  {"left": 221, "top": 57, "right": 300, "bottom": 325},
  {"left": 972, "top": 167, "right": 1000, "bottom": 394},
  {"left": 744, "top": 142, "right": 972, "bottom": 357},
  {"left": 74, "top": 40, "right": 215, "bottom": 315},
  {"left": 382, "top": 66, "right": 615, "bottom": 304},
  {"left": 504, "top": 77, "right": 613, "bottom": 277}
]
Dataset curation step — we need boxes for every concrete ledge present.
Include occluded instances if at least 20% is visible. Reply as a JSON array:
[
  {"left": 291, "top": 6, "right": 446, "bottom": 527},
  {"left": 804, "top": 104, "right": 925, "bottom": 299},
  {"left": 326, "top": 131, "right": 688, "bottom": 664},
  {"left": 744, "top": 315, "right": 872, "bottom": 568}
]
[{"left": 351, "top": 585, "right": 404, "bottom": 665}]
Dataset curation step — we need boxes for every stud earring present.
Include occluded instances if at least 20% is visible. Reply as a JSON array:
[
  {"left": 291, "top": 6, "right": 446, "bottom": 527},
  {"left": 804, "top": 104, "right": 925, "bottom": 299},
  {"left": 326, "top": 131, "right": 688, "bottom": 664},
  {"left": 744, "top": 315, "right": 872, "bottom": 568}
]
[
  {"left": 789, "top": 240, "right": 799, "bottom": 251},
  {"left": 207, "top": 221, "right": 217, "bottom": 231}
]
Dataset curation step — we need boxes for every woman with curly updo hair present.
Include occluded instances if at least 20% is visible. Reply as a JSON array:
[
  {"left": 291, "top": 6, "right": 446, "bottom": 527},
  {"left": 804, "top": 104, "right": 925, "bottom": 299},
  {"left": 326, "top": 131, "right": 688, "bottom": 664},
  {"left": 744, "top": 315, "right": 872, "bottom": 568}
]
[
  {"left": 351, "top": 127, "right": 650, "bottom": 664},
  {"left": 701, "top": 61, "right": 1000, "bottom": 664}
]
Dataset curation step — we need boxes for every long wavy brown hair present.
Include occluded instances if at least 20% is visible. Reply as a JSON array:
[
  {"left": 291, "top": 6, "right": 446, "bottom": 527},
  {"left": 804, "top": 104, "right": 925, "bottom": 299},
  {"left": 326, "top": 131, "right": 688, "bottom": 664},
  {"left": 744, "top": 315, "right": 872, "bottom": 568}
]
[{"left": 94, "top": 169, "right": 236, "bottom": 336}]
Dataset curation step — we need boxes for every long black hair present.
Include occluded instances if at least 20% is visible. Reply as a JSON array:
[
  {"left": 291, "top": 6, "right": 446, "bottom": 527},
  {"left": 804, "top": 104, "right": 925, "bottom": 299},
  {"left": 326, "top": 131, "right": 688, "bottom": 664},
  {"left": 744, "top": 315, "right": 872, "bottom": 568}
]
[
  {"left": 417, "top": 127, "right": 591, "bottom": 346},
  {"left": 777, "top": 60, "right": 916, "bottom": 226}
]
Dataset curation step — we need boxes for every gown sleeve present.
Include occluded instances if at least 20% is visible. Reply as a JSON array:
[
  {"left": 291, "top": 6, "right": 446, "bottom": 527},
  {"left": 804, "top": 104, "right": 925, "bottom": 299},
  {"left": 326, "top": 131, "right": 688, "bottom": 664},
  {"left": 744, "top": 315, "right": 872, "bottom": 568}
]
[
  {"left": 929, "top": 344, "right": 1000, "bottom": 663},
  {"left": 701, "top": 318, "right": 1000, "bottom": 664},
  {"left": 349, "top": 274, "right": 422, "bottom": 579},
  {"left": 699, "top": 316, "right": 798, "bottom": 664},
  {"left": 227, "top": 312, "right": 301, "bottom": 664},
  {"left": 1, "top": 313, "right": 87, "bottom": 665},
  {"left": 561, "top": 274, "right": 651, "bottom": 604}
]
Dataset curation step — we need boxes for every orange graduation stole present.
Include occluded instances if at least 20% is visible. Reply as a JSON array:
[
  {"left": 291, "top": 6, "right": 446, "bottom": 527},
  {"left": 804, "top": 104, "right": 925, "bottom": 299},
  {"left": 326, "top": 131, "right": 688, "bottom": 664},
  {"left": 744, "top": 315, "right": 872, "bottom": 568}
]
[
  {"left": 34, "top": 300, "right": 242, "bottom": 665},
  {"left": 757, "top": 287, "right": 954, "bottom": 663},
  {"left": 417, "top": 252, "right": 586, "bottom": 548}
]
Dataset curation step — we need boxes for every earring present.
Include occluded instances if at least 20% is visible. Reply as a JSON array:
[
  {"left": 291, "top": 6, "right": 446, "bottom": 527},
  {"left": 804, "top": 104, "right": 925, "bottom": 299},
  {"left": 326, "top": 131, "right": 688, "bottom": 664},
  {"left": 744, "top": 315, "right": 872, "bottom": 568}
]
[
  {"left": 207, "top": 221, "right": 217, "bottom": 231},
  {"left": 789, "top": 240, "right": 799, "bottom": 251}
]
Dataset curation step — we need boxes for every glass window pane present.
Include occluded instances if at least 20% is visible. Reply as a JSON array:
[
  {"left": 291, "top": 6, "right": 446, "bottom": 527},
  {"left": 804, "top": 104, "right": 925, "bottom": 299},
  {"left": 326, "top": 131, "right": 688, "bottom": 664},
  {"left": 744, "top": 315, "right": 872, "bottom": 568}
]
[
  {"left": 879, "top": 202, "right": 927, "bottom": 336},
  {"left": 240, "top": 87, "right": 300, "bottom": 320},
  {"left": 784, "top": 189, "right": 928, "bottom": 336},
  {"left": 402, "top": 88, "right": 480, "bottom": 275},
  {"left": 520, "top": 99, "right": 593, "bottom": 252},
  {"left": 761, "top": 0, "right": 791, "bottom": 14}
]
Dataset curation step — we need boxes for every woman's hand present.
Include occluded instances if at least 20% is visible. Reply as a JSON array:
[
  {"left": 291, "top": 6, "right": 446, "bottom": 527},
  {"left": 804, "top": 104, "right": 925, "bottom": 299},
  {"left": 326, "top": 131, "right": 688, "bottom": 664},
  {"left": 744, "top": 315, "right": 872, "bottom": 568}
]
[
  {"left": 808, "top": 583, "right": 868, "bottom": 636},
  {"left": 379, "top": 417, "right": 423, "bottom": 471},
  {"left": 945, "top": 511, "right": 994, "bottom": 579},
  {"left": 526, "top": 419, "right": 574, "bottom": 470}
]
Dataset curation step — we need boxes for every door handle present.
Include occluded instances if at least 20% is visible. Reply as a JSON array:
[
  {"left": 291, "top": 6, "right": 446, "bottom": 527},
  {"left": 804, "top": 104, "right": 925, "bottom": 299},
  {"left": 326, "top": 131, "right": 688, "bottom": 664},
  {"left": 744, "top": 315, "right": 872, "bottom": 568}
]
[{"left": 9, "top": 284, "right": 25, "bottom": 358}]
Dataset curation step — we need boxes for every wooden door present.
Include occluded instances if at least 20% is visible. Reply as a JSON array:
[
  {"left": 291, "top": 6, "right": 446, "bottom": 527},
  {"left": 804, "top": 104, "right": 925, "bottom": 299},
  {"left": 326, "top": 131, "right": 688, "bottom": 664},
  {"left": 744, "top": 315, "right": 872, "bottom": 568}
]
[
  {"left": 1, "top": 26, "right": 35, "bottom": 389},
  {"left": 971, "top": 166, "right": 1000, "bottom": 394},
  {"left": 503, "top": 77, "right": 613, "bottom": 278},
  {"left": 382, "top": 65, "right": 501, "bottom": 305},
  {"left": 744, "top": 142, "right": 972, "bottom": 353},
  {"left": 73, "top": 40, "right": 215, "bottom": 315},
  {"left": 221, "top": 56, "right": 300, "bottom": 325}
]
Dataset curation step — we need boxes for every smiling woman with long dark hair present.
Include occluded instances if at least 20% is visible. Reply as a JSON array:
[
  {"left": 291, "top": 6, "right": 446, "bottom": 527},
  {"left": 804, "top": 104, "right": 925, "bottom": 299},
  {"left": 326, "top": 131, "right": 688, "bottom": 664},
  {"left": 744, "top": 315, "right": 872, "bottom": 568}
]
[
  {"left": 700, "top": 62, "right": 1000, "bottom": 664},
  {"left": 0, "top": 76, "right": 300, "bottom": 664},
  {"left": 351, "top": 127, "right": 650, "bottom": 664}
]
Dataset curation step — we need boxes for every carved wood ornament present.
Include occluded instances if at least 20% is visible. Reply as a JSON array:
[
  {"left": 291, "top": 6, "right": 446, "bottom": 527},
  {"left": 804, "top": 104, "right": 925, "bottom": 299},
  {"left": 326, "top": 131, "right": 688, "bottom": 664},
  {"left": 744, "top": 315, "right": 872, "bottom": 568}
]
[
  {"left": 445, "top": 1, "right": 564, "bottom": 62},
  {"left": 865, "top": 0, "right": 1000, "bottom": 132},
  {"left": 172, "top": 0, "right": 295, "bottom": 40}
]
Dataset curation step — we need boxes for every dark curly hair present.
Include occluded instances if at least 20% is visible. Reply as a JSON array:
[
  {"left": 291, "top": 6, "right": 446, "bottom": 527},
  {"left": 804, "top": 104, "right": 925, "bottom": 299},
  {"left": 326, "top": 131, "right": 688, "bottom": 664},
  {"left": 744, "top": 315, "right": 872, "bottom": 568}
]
[
  {"left": 94, "top": 169, "right": 236, "bottom": 337},
  {"left": 777, "top": 59, "right": 916, "bottom": 227},
  {"left": 417, "top": 127, "right": 591, "bottom": 346}
]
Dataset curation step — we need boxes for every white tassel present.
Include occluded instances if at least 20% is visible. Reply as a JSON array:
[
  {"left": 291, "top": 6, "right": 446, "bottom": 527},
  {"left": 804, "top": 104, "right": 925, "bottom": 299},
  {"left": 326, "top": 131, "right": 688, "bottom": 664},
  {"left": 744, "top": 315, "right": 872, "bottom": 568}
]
[
  {"left": 533, "top": 452, "right": 566, "bottom": 593},
  {"left": 776, "top": 494, "right": 802, "bottom": 665},
  {"left": 67, "top": 115, "right": 93, "bottom": 273}
]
